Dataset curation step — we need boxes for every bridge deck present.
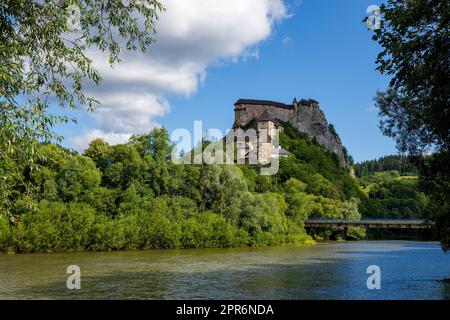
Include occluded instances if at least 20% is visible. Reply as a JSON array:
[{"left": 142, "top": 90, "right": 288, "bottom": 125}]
[{"left": 304, "top": 219, "right": 432, "bottom": 229}]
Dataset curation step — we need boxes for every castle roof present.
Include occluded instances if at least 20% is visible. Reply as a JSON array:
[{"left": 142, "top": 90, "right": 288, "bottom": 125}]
[
  {"left": 270, "top": 148, "right": 291, "bottom": 157},
  {"left": 234, "top": 99, "right": 293, "bottom": 109},
  {"left": 299, "top": 99, "right": 319, "bottom": 106},
  {"left": 278, "top": 148, "right": 291, "bottom": 156}
]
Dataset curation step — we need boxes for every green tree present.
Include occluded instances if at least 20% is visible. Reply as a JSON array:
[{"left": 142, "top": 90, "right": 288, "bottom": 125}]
[
  {"left": 85, "top": 138, "right": 110, "bottom": 169},
  {"left": 347, "top": 227, "right": 367, "bottom": 241},
  {"left": 369, "top": 0, "right": 449, "bottom": 250},
  {"left": 199, "top": 164, "right": 248, "bottom": 215},
  {"left": 57, "top": 155, "right": 101, "bottom": 202},
  {"left": 103, "top": 144, "right": 142, "bottom": 190},
  {"left": 130, "top": 129, "right": 173, "bottom": 161},
  {"left": 338, "top": 198, "right": 360, "bottom": 219},
  {"left": 232, "top": 192, "right": 288, "bottom": 244},
  {"left": 0, "top": 0, "right": 163, "bottom": 219},
  {"left": 355, "top": 155, "right": 418, "bottom": 177}
]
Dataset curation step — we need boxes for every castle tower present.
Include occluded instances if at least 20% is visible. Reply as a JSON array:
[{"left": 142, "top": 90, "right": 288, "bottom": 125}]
[
  {"left": 257, "top": 111, "right": 278, "bottom": 163},
  {"left": 292, "top": 97, "right": 298, "bottom": 111}
]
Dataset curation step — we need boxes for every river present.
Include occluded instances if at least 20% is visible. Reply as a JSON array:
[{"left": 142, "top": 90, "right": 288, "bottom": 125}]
[{"left": 0, "top": 241, "right": 449, "bottom": 299}]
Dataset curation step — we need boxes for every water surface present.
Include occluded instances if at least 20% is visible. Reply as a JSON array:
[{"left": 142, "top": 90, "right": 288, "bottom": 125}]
[{"left": 1, "top": 241, "right": 449, "bottom": 299}]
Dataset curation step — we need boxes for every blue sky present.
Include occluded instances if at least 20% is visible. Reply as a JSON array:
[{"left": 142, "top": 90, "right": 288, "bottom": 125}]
[{"left": 58, "top": 0, "right": 396, "bottom": 162}]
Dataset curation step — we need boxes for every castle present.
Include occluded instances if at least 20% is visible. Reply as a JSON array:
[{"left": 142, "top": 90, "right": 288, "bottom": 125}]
[
  {"left": 233, "top": 98, "right": 347, "bottom": 166},
  {"left": 234, "top": 110, "right": 291, "bottom": 165}
]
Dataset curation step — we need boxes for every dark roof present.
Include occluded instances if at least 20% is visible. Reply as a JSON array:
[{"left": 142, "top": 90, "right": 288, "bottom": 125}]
[
  {"left": 278, "top": 148, "right": 291, "bottom": 156},
  {"left": 272, "top": 148, "right": 292, "bottom": 157},
  {"left": 299, "top": 99, "right": 319, "bottom": 106},
  {"left": 271, "top": 148, "right": 291, "bottom": 156},
  {"left": 235, "top": 99, "right": 293, "bottom": 109}
]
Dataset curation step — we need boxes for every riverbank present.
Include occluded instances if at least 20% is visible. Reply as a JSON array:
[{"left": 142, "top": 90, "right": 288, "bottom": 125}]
[
  {"left": 1, "top": 238, "right": 317, "bottom": 255},
  {"left": 0, "top": 216, "right": 316, "bottom": 254}
]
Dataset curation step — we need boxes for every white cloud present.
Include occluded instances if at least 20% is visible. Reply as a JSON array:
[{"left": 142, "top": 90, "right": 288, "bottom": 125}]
[
  {"left": 72, "top": 130, "right": 133, "bottom": 151},
  {"left": 71, "top": 0, "right": 289, "bottom": 150},
  {"left": 91, "top": 93, "right": 170, "bottom": 133}
]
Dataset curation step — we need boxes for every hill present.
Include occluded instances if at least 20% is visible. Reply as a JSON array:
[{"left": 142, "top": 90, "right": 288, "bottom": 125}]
[
  {"left": 1, "top": 123, "right": 374, "bottom": 253},
  {"left": 355, "top": 156, "right": 431, "bottom": 219},
  {"left": 355, "top": 155, "right": 418, "bottom": 177}
]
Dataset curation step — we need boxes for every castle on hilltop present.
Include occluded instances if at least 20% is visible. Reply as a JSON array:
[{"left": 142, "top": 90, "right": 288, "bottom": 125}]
[{"left": 233, "top": 98, "right": 347, "bottom": 166}]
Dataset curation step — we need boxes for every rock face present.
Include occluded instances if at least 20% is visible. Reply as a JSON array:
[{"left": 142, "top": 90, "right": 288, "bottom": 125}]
[{"left": 234, "top": 98, "right": 347, "bottom": 166}]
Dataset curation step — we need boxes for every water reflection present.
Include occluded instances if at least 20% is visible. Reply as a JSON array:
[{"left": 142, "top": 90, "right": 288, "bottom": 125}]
[{"left": 0, "top": 241, "right": 449, "bottom": 300}]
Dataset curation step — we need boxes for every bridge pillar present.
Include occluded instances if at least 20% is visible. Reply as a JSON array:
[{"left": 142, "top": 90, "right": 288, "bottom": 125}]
[{"left": 342, "top": 226, "right": 348, "bottom": 239}]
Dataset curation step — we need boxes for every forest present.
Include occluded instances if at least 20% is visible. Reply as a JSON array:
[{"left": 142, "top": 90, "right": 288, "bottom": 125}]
[
  {"left": 355, "top": 155, "right": 418, "bottom": 177},
  {"left": 355, "top": 156, "right": 431, "bottom": 219},
  {"left": 0, "top": 119, "right": 432, "bottom": 253},
  {"left": 0, "top": 122, "right": 378, "bottom": 253}
]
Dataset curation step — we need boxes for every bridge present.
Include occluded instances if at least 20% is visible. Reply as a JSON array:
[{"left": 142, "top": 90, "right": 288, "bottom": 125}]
[{"left": 304, "top": 219, "right": 433, "bottom": 230}]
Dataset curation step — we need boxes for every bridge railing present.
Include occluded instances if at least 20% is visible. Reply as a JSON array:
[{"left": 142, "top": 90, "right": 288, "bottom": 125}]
[
  {"left": 304, "top": 218, "right": 433, "bottom": 229},
  {"left": 304, "top": 218, "right": 431, "bottom": 223}
]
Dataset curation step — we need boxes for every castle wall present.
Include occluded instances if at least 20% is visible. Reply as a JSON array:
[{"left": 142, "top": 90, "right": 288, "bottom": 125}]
[
  {"left": 257, "top": 121, "right": 277, "bottom": 142},
  {"left": 235, "top": 104, "right": 294, "bottom": 127},
  {"left": 257, "top": 142, "right": 273, "bottom": 164}
]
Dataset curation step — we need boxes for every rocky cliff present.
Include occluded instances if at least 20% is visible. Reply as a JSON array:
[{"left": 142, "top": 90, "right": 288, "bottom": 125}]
[{"left": 294, "top": 99, "right": 346, "bottom": 166}]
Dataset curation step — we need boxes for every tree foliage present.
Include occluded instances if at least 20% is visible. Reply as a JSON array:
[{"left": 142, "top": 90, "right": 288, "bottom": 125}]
[
  {"left": 370, "top": 0, "right": 449, "bottom": 250},
  {"left": 355, "top": 155, "right": 418, "bottom": 177},
  {"left": 0, "top": 124, "right": 379, "bottom": 253},
  {"left": 0, "top": 0, "right": 163, "bottom": 219},
  {"left": 358, "top": 169, "right": 431, "bottom": 219}
]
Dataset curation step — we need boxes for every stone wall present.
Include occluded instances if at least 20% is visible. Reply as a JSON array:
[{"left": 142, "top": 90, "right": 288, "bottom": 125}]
[{"left": 235, "top": 104, "right": 294, "bottom": 127}]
